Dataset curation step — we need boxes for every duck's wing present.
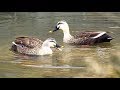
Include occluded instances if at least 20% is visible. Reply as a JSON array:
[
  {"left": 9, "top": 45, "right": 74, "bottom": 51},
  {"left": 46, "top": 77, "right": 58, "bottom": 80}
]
[
  {"left": 73, "top": 31, "right": 112, "bottom": 45},
  {"left": 14, "top": 37, "right": 43, "bottom": 48},
  {"left": 73, "top": 31, "right": 101, "bottom": 39},
  {"left": 72, "top": 36, "right": 95, "bottom": 45}
]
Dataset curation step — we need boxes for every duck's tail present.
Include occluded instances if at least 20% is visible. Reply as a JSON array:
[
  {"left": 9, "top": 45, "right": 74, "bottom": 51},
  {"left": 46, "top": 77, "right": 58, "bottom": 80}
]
[{"left": 93, "top": 32, "right": 113, "bottom": 43}]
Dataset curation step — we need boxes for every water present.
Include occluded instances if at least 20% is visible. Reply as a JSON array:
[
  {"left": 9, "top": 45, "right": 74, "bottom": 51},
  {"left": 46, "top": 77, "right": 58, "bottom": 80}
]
[{"left": 0, "top": 12, "right": 120, "bottom": 78}]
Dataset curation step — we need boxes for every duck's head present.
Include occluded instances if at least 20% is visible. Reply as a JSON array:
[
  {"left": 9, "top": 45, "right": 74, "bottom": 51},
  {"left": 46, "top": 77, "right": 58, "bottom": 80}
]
[
  {"left": 43, "top": 38, "right": 62, "bottom": 51},
  {"left": 50, "top": 20, "right": 69, "bottom": 33}
]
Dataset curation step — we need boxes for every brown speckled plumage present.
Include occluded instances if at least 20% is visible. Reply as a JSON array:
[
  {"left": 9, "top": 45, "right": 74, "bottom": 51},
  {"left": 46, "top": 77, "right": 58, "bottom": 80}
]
[
  {"left": 65, "top": 31, "right": 112, "bottom": 45},
  {"left": 11, "top": 37, "right": 43, "bottom": 55},
  {"left": 70, "top": 31, "right": 101, "bottom": 45},
  {"left": 11, "top": 37, "right": 61, "bottom": 55},
  {"left": 73, "top": 31, "right": 99, "bottom": 39},
  {"left": 15, "top": 37, "right": 43, "bottom": 48}
]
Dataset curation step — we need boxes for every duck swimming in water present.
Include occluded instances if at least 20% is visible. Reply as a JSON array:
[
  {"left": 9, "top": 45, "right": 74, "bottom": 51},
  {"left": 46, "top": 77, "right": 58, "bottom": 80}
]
[
  {"left": 50, "top": 20, "right": 113, "bottom": 45},
  {"left": 10, "top": 37, "right": 62, "bottom": 55}
]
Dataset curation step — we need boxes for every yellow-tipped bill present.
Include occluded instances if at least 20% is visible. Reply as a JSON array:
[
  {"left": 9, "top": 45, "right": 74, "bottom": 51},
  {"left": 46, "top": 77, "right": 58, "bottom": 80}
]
[
  {"left": 57, "top": 46, "right": 64, "bottom": 51},
  {"left": 61, "top": 46, "right": 64, "bottom": 48},
  {"left": 57, "top": 48, "right": 62, "bottom": 51},
  {"left": 49, "top": 30, "right": 53, "bottom": 33}
]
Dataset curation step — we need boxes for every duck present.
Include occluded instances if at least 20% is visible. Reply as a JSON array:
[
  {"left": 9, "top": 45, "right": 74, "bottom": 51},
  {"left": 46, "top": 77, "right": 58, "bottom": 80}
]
[
  {"left": 10, "top": 37, "right": 62, "bottom": 55},
  {"left": 49, "top": 20, "right": 113, "bottom": 45}
]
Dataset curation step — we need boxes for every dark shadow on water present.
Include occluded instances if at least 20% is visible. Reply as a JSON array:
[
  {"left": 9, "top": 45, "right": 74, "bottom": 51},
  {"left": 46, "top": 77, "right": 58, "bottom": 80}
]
[
  {"left": 68, "top": 42, "right": 113, "bottom": 48},
  {"left": 95, "top": 42, "right": 113, "bottom": 48}
]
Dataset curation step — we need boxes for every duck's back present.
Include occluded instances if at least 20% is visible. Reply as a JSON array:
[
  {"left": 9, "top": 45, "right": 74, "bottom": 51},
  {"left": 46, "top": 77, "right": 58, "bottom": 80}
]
[
  {"left": 11, "top": 37, "right": 43, "bottom": 55},
  {"left": 15, "top": 37, "right": 43, "bottom": 48},
  {"left": 72, "top": 31, "right": 112, "bottom": 45}
]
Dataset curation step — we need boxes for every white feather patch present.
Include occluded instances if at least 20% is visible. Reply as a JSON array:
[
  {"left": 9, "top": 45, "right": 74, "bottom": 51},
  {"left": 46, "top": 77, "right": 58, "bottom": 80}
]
[{"left": 92, "top": 32, "right": 106, "bottom": 39}]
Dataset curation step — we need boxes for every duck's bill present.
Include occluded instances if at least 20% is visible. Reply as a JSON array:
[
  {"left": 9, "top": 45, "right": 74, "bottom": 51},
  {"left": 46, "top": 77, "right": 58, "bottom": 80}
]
[
  {"left": 49, "top": 30, "right": 53, "bottom": 33},
  {"left": 53, "top": 25, "right": 60, "bottom": 32},
  {"left": 49, "top": 30, "right": 55, "bottom": 33},
  {"left": 57, "top": 48, "right": 62, "bottom": 51},
  {"left": 52, "top": 29, "right": 57, "bottom": 32},
  {"left": 55, "top": 44, "right": 63, "bottom": 51},
  {"left": 49, "top": 26, "right": 59, "bottom": 33}
]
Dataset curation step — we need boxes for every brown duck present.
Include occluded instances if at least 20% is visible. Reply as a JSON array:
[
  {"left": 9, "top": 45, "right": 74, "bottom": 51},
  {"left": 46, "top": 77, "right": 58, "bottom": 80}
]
[
  {"left": 50, "top": 20, "right": 113, "bottom": 45},
  {"left": 10, "top": 37, "right": 61, "bottom": 55}
]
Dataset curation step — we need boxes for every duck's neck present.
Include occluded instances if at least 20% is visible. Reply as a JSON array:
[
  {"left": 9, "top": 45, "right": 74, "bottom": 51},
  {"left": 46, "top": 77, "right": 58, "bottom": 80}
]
[
  {"left": 63, "top": 29, "right": 73, "bottom": 43},
  {"left": 39, "top": 44, "right": 52, "bottom": 55}
]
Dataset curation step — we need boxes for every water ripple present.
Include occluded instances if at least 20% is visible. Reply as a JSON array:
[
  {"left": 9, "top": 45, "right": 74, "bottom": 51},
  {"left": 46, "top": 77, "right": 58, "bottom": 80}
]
[{"left": 23, "top": 64, "right": 85, "bottom": 69}]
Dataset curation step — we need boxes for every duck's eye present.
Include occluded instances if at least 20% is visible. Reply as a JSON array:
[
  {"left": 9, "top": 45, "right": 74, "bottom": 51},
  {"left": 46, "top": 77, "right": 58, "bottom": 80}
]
[
  {"left": 57, "top": 23, "right": 63, "bottom": 25},
  {"left": 21, "top": 45, "right": 24, "bottom": 48},
  {"left": 50, "top": 41, "right": 55, "bottom": 43}
]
